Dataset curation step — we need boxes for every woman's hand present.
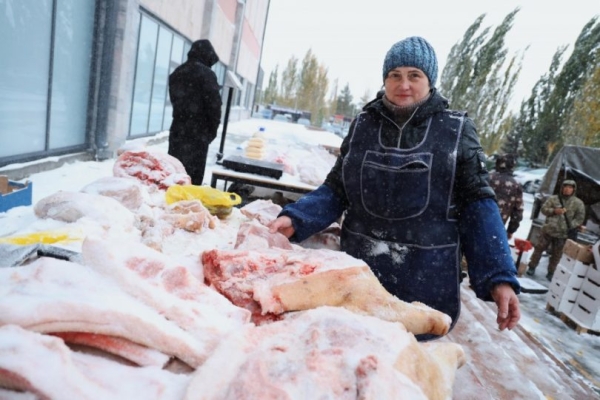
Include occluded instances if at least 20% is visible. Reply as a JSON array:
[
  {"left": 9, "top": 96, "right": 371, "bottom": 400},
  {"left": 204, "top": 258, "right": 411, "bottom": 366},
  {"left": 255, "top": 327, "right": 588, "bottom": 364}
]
[
  {"left": 268, "top": 216, "right": 295, "bottom": 238},
  {"left": 491, "top": 283, "right": 521, "bottom": 331}
]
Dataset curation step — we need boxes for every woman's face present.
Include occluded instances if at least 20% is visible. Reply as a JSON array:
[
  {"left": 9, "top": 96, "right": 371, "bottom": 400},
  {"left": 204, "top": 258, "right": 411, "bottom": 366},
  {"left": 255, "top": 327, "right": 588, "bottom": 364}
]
[{"left": 384, "top": 67, "right": 430, "bottom": 107}]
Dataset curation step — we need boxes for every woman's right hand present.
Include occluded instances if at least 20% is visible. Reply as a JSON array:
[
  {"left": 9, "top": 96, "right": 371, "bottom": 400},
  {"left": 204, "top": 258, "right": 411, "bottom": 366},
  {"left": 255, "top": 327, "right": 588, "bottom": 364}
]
[{"left": 268, "top": 216, "right": 295, "bottom": 238}]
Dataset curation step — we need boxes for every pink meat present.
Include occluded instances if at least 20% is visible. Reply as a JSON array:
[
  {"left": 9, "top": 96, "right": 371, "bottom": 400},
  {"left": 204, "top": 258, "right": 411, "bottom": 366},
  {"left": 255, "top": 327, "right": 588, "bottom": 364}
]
[
  {"left": 0, "top": 325, "right": 189, "bottom": 400},
  {"left": 184, "top": 307, "right": 464, "bottom": 400},
  {"left": 202, "top": 246, "right": 452, "bottom": 336},
  {"left": 113, "top": 150, "right": 191, "bottom": 189},
  {"left": 0, "top": 257, "right": 206, "bottom": 368}
]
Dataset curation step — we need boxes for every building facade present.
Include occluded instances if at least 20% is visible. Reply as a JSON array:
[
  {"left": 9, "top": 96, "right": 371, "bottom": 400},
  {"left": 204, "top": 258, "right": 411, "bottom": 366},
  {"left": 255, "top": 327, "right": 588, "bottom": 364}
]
[{"left": 0, "top": 0, "right": 270, "bottom": 168}]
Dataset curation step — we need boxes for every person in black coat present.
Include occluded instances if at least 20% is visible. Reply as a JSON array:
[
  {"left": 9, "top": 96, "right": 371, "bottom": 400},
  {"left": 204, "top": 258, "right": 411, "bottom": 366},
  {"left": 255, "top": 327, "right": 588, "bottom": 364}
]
[{"left": 168, "top": 39, "right": 222, "bottom": 185}]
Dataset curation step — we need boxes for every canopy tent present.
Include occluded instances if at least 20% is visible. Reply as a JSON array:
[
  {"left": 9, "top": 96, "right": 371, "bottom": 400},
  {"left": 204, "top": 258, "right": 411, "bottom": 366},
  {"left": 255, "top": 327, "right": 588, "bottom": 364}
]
[
  {"left": 529, "top": 145, "right": 600, "bottom": 245},
  {"left": 537, "top": 145, "right": 600, "bottom": 203}
]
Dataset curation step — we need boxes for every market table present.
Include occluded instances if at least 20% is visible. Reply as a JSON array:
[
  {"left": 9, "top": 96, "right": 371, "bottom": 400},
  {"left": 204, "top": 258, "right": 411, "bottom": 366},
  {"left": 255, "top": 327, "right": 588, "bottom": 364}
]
[
  {"left": 210, "top": 165, "right": 317, "bottom": 195},
  {"left": 448, "top": 285, "right": 597, "bottom": 399}
]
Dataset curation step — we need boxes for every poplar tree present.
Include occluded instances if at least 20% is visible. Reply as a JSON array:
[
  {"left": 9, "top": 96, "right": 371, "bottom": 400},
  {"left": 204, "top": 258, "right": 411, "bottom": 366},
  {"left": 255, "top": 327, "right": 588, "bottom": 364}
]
[
  {"left": 439, "top": 9, "right": 522, "bottom": 155},
  {"left": 279, "top": 56, "right": 299, "bottom": 107},
  {"left": 563, "top": 61, "right": 600, "bottom": 147},
  {"left": 521, "top": 17, "right": 600, "bottom": 164},
  {"left": 263, "top": 65, "right": 279, "bottom": 105}
]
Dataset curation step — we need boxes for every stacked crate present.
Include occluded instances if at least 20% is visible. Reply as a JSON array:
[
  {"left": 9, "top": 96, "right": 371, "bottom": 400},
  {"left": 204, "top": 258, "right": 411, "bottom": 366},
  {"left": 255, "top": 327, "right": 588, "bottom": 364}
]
[
  {"left": 567, "top": 263, "right": 600, "bottom": 331},
  {"left": 546, "top": 240, "right": 595, "bottom": 316}
]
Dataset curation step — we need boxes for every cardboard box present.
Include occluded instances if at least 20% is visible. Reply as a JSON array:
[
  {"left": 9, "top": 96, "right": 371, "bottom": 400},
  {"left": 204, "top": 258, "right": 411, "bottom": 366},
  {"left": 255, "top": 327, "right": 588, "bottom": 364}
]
[
  {"left": 0, "top": 176, "right": 32, "bottom": 213},
  {"left": 568, "top": 303, "right": 600, "bottom": 330},
  {"left": 562, "top": 239, "right": 594, "bottom": 265},
  {"left": 546, "top": 291, "right": 576, "bottom": 314}
]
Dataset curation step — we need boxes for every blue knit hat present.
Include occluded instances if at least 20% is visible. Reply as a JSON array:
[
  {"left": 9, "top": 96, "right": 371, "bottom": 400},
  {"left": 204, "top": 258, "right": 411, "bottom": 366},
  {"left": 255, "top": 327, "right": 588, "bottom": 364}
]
[{"left": 382, "top": 36, "right": 438, "bottom": 87}]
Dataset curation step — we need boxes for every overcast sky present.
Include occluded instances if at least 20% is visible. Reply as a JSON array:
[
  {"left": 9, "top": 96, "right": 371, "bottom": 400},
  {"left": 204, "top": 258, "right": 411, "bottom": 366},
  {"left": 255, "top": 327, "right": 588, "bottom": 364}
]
[{"left": 260, "top": 0, "right": 599, "bottom": 110}]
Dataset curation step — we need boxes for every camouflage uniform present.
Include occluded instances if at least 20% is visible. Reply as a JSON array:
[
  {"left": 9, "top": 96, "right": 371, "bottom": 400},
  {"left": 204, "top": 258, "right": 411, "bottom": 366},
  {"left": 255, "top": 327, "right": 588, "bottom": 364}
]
[
  {"left": 527, "top": 180, "right": 585, "bottom": 279},
  {"left": 489, "top": 168, "right": 524, "bottom": 236}
]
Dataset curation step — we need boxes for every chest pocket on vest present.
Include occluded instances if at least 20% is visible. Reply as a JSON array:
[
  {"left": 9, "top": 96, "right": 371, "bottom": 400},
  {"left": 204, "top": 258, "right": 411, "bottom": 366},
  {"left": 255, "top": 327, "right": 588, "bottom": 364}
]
[{"left": 361, "top": 151, "right": 432, "bottom": 220}]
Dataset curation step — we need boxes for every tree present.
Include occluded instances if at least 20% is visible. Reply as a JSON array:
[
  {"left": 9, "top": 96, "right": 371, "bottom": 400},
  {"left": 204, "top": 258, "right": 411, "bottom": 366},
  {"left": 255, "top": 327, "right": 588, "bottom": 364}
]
[
  {"left": 279, "top": 56, "right": 299, "bottom": 107},
  {"left": 563, "top": 59, "right": 600, "bottom": 147},
  {"left": 520, "top": 17, "right": 600, "bottom": 164},
  {"left": 440, "top": 9, "right": 522, "bottom": 155},
  {"left": 335, "top": 83, "right": 355, "bottom": 118},
  {"left": 291, "top": 49, "right": 330, "bottom": 125},
  {"left": 263, "top": 65, "right": 279, "bottom": 105}
]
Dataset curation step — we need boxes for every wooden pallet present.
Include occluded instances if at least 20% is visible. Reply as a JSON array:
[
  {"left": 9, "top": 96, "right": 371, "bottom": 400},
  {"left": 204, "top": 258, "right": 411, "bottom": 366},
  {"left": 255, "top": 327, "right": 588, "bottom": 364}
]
[{"left": 546, "top": 303, "right": 600, "bottom": 335}]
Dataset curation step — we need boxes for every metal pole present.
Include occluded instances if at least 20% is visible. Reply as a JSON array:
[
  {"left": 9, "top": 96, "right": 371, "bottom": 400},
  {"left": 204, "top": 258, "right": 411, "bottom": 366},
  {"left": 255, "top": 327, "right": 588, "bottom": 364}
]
[{"left": 216, "top": 86, "right": 234, "bottom": 164}]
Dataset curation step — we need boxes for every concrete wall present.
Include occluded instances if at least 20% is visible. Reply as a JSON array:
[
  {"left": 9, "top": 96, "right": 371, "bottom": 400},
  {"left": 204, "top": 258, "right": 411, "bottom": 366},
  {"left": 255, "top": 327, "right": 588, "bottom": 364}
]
[
  {"left": 139, "top": 0, "right": 209, "bottom": 40},
  {"left": 105, "top": 0, "right": 142, "bottom": 153}
]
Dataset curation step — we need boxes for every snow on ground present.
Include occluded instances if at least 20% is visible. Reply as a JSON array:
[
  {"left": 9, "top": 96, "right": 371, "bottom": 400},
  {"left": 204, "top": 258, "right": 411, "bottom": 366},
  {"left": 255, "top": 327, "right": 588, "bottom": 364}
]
[{"left": 1, "top": 118, "right": 599, "bottom": 394}]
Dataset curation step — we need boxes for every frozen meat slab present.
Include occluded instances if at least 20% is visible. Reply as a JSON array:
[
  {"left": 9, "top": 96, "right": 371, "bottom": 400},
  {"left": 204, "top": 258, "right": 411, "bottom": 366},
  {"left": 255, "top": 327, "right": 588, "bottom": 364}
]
[{"left": 202, "top": 247, "right": 452, "bottom": 336}]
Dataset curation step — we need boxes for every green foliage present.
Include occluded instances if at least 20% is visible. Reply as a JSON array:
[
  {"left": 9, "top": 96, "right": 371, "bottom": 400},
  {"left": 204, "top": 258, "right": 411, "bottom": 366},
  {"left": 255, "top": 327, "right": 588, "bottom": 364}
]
[
  {"left": 261, "top": 50, "right": 331, "bottom": 125},
  {"left": 335, "top": 83, "right": 355, "bottom": 118},
  {"left": 279, "top": 56, "right": 299, "bottom": 107},
  {"left": 519, "top": 17, "right": 600, "bottom": 164},
  {"left": 563, "top": 54, "right": 600, "bottom": 147},
  {"left": 440, "top": 9, "right": 522, "bottom": 155},
  {"left": 263, "top": 66, "right": 278, "bottom": 105}
]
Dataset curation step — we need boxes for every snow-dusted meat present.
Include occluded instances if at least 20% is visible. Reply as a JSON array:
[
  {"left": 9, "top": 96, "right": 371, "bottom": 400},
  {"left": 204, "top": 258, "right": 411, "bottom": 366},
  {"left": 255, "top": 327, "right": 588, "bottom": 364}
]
[
  {"left": 50, "top": 332, "right": 170, "bottom": 367},
  {"left": 299, "top": 223, "right": 341, "bottom": 250},
  {"left": 0, "top": 325, "right": 190, "bottom": 400},
  {"left": 81, "top": 176, "right": 149, "bottom": 211},
  {"left": 185, "top": 307, "right": 464, "bottom": 400},
  {"left": 239, "top": 199, "right": 282, "bottom": 225},
  {"left": 0, "top": 257, "right": 206, "bottom": 368},
  {"left": 234, "top": 219, "right": 293, "bottom": 250},
  {"left": 113, "top": 150, "right": 191, "bottom": 189},
  {"left": 163, "top": 200, "right": 218, "bottom": 232},
  {"left": 34, "top": 190, "right": 135, "bottom": 231},
  {"left": 81, "top": 236, "right": 251, "bottom": 336},
  {"left": 202, "top": 247, "right": 451, "bottom": 336}
]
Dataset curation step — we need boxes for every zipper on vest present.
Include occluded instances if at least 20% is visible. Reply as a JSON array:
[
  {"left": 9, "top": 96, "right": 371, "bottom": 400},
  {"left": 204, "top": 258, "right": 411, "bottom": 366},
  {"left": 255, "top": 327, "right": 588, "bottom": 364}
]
[{"left": 381, "top": 107, "right": 420, "bottom": 148}]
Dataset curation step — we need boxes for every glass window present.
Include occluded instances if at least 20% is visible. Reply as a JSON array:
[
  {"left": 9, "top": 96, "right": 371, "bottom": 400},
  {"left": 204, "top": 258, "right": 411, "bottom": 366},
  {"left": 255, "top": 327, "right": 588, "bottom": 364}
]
[
  {"left": 148, "top": 26, "right": 172, "bottom": 133},
  {"left": 130, "top": 15, "right": 158, "bottom": 136},
  {"left": 162, "top": 35, "right": 186, "bottom": 130},
  {"left": 49, "top": 0, "right": 95, "bottom": 149},
  {"left": 0, "top": 0, "right": 53, "bottom": 158}
]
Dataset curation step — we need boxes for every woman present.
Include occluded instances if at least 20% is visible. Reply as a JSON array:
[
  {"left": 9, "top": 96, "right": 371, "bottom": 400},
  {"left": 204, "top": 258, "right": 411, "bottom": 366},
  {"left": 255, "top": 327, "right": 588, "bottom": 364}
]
[{"left": 269, "top": 36, "right": 520, "bottom": 339}]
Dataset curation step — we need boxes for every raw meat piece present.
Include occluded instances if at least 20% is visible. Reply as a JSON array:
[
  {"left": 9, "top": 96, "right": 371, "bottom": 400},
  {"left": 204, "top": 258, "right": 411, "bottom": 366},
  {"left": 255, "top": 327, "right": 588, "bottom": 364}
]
[
  {"left": 163, "top": 200, "right": 218, "bottom": 232},
  {"left": 33, "top": 190, "right": 136, "bottom": 231},
  {"left": 239, "top": 199, "right": 282, "bottom": 225},
  {"left": 185, "top": 307, "right": 464, "bottom": 400},
  {"left": 81, "top": 236, "right": 251, "bottom": 342},
  {"left": 299, "top": 223, "right": 341, "bottom": 250},
  {"left": 0, "top": 325, "right": 190, "bottom": 400},
  {"left": 296, "top": 147, "right": 336, "bottom": 185},
  {"left": 202, "top": 247, "right": 451, "bottom": 336},
  {"left": 50, "top": 332, "right": 170, "bottom": 367},
  {"left": 0, "top": 257, "right": 206, "bottom": 367},
  {"left": 234, "top": 219, "right": 294, "bottom": 250},
  {"left": 81, "top": 176, "right": 150, "bottom": 211},
  {"left": 113, "top": 150, "right": 191, "bottom": 189}
]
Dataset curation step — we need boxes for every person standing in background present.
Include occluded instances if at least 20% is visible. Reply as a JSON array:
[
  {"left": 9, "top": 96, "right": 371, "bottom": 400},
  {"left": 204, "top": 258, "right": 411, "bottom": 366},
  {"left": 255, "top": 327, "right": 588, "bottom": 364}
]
[
  {"left": 489, "top": 154, "right": 524, "bottom": 240},
  {"left": 168, "top": 39, "right": 222, "bottom": 185},
  {"left": 526, "top": 180, "right": 585, "bottom": 280}
]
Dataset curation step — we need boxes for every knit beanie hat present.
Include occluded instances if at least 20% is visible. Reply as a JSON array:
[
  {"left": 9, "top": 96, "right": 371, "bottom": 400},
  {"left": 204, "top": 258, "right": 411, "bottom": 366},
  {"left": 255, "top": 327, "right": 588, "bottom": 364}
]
[{"left": 382, "top": 36, "right": 438, "bottom": 87}]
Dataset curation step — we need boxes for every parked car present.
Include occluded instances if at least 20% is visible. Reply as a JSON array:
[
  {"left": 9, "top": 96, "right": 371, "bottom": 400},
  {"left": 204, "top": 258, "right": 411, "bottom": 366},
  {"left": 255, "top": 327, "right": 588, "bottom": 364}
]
[
  {"left": 513, "top": 168, "right": 548, "bottom": 194},
  {"left": 296, "top": 118, "right": 311, "bottom": 127},
  {"left": 273, "top": 113, "right": 291, "bottom": 122}
]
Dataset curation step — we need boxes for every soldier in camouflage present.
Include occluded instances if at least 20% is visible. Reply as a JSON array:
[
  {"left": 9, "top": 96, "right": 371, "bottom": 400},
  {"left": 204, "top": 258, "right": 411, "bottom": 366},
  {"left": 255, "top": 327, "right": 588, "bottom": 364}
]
[
  {"left": 526, "top": 180, "right": 585, "bottom": 280},
  {"left": 489, "top": 154, "right": 523, "bottom": 239}
]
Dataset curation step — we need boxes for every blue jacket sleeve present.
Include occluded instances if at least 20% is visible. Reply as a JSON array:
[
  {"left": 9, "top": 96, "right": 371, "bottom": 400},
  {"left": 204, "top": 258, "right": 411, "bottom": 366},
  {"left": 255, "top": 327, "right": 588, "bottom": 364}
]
[
  {"left": 279, "top": 184, "right": 345, "bottom": 242},
  {"left": 459, "top": 198, "right": 521, "bottom": 300}
]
